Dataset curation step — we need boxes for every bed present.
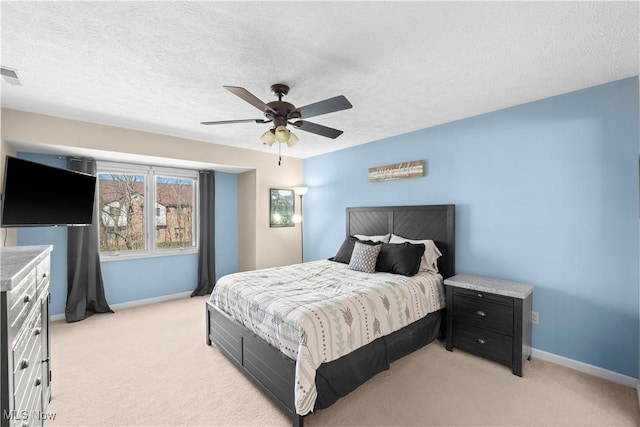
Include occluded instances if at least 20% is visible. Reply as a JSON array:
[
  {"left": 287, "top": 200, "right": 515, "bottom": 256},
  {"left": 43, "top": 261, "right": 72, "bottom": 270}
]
[{"left": 206, "top": 204, "right": 455, "bottom": 426}]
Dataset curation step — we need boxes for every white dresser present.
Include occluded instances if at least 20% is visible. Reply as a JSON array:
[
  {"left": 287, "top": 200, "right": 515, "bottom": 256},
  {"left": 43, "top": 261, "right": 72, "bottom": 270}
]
[{"left": 1, "top": 245, "right": 53, "bottom": 427}]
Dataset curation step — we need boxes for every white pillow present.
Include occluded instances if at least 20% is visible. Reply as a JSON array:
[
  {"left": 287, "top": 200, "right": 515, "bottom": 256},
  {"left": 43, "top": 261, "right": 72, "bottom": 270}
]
[
  {"left": 354, "top": 233, "right": 390, "bottom": 243},
  {"left": 389, "top": 234, "right": 441, "bottom": 273}
]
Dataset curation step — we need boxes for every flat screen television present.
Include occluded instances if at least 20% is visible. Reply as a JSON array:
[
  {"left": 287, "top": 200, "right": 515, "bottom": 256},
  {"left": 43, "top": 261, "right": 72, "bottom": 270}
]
[{"left": 1, "top": 156, "right": 97, "bottom": 227}]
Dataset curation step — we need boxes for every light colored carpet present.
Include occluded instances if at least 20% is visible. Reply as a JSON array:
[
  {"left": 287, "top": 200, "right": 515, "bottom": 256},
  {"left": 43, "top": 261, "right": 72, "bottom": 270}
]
[{"left": 47, "top": 296, "right": 638, "bottom": 426}]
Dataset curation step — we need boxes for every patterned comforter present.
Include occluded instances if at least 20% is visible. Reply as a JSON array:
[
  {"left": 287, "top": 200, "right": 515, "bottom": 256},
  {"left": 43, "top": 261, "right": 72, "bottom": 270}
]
[{"left": 208, "top": 259, "right": 446, "bottom": 415}]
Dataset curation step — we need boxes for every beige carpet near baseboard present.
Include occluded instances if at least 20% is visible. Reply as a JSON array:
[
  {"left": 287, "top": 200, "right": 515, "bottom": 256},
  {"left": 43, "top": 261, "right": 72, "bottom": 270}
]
[{"left": 48, "top": 296, "right": 638, "bottom": 426}]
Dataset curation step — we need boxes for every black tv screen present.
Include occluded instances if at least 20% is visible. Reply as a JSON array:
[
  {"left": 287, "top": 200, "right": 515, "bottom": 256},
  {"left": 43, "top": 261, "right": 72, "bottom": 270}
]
[{"left": 1, "top": 156, "right": 97, "bottom": 227}]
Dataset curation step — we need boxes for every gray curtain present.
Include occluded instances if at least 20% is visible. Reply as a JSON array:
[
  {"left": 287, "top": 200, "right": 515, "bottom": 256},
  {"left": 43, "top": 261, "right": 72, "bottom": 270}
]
[
  {"left": 191, "top": 170, "right": 216, "bottom": 296},
  {"left": 66, "top": 158, "right": 113, "bottom": 322}
]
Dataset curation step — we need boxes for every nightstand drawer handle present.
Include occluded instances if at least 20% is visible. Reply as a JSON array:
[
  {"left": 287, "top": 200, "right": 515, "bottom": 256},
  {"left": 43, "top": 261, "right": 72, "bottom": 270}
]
[
  {"left": 477, "top": 293, "right": 483, "bottom": 298},
  {"left": 35, "top": 378, "right": 41, "bottom": 387},
  {"left": 23, "top": 295, "right": 30, "bottom": 303},
  {"left": 19, "top": 360, "right": 29, "bottom": 370},
  {"left": 477, "top": 338, "right": 486, "bottom": 345},
  {"left": 476, "top": 310, "right": 486, "bottom": 317}
]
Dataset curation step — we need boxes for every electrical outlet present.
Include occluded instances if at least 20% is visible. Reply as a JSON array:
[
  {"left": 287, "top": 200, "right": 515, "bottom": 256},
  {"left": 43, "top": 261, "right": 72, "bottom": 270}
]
[{"left": 532, "top": 311, "right": 539, "bottom": 324}]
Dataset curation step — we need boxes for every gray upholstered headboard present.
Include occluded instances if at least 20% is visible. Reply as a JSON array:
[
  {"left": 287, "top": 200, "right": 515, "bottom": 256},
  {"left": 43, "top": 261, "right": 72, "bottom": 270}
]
[{"left": 345, "top": 205, "right": 455, "bottom": 279}]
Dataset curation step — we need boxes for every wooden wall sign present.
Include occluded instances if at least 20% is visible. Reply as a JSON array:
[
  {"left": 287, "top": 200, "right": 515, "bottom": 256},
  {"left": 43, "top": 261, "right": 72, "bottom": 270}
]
[{"left": 368, "top": 160, "right": 425, "bottom": 182}]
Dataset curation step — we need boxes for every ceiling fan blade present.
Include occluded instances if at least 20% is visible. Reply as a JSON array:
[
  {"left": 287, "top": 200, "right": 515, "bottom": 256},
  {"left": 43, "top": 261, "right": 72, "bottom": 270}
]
[
  {"left": 224, "top": 86, "right": 276, "bottom": 114},
  {"left": 297, "top": 95, "right": 352, "bottom": 120},
  {"left": 292, "top": 120, "right": 344, "bottom": 139},
  {"left": 200, "top": 119, "right": 270, "bottom": 125}
]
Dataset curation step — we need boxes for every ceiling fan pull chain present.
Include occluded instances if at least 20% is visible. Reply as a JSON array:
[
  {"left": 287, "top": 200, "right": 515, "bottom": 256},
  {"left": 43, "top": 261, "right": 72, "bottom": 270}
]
[{"left": 278, "top": 141, "right": 282, "bottom": 166}]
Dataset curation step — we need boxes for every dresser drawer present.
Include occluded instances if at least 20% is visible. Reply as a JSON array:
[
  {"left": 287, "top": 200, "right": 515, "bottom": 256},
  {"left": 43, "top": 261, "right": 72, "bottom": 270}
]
[
  {"left": 453, "top": 294, "right": 513, "bottom": 335},
  {"left": 35, "top": 256, "right": 50, "bottom": 297},
  {"left": 8, "top": 271, "right": 37, "bottom": 338},
  {"left": 453, "top": 323, "right": 512, "bottom": 365},
  {"left": 14, "top": 353, "right": 42, "bottom": 417},
  {"left": 13, "top": 317, "right": 42, "bottom": 413},
  {"left": 12, "top": 308, "right": 42, "bottom": 368}
]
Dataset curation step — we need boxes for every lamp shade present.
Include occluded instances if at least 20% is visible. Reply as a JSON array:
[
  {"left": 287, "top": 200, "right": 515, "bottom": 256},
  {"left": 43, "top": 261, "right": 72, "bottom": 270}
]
[
  {"left": 286, "top": 132, "right": 299, "bottom": 147},
  {"left": 293, "top": 186, "right": 308, "bottom": 196},
  {"left": 261, "top": 129, "right": 276, "bottom": 146},
  {"left": 275, "top": 125, "right": 290, "bottom": 143}
]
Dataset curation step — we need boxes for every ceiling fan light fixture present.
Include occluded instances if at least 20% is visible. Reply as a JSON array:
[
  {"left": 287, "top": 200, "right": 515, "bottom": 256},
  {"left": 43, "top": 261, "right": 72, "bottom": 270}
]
[
  {"left": 261, "top": 128, "right": 276, "bottom": 146},
  {"left": 275, "top": 125, "right": 290, "bottom": 143}
]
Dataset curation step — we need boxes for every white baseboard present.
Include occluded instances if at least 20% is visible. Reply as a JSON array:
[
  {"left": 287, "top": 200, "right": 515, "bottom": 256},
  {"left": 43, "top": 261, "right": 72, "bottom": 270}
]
[
  {"left": 50, "top": 291, "right": 193, "bottom": 322},
  {"left": 532, "top": 348, "right": 637, "bottom": 388}
]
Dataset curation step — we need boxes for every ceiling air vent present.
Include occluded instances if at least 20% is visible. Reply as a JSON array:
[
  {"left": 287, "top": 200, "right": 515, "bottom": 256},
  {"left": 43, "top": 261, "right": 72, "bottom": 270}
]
[{"left": 1, "top": 66, "right": 22, "bottom": 86}]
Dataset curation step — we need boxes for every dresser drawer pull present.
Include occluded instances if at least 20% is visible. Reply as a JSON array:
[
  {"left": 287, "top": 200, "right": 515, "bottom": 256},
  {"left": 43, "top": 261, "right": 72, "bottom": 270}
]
[
  {"left": 34, "top": 327, "right": 42, "bottom": 336},
  {"left": 476, "top": 310, "right": 486, "bottom": 317},
  {"left": 35, "top": 378, "right": 41, "bottom": 387},
  {"left": 23, "top": 295, "right": 30, "bottom": 303},
  {"left": 476, "top": 338, "right": 486, "bottom": 345},
  {"left": 42, "top": 272, "right": 48, "bottom": 279},
  {"left": 19, "top": 359, "right": 29, "bottom": 369}
]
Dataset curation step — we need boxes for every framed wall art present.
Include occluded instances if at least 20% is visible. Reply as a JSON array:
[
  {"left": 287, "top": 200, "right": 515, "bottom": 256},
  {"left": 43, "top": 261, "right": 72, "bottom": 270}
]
[{"left": 270, "top": 188, "right": 295, "bottom": 227}]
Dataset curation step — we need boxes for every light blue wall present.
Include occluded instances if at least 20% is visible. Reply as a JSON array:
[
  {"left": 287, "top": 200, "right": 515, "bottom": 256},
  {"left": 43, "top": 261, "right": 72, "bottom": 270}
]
[
  {"left": 16, "top": 154, "right": 69, "bottom": 316},
  {"left": 99, "top": 254, "right": 198, "bottom": 305},
  {"left": 304, "top": 77, "right": 640, "bottom": 378},
  {"left": 16, "top": 152, "right": 239, "bottom": 315},
  {"left": 213, "top": 171, "right": 238, "bottom": 279}
]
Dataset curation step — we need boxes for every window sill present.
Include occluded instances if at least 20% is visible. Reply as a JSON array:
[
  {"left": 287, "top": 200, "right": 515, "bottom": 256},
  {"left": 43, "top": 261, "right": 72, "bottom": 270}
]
[{"left": 99, "top": 248, "right": 198, "bottom": 262}]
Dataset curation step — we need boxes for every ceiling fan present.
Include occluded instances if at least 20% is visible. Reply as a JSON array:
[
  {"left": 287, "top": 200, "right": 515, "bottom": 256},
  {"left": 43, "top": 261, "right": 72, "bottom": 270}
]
[{"left": 201, "top": 84, "right": 353, "bottom": 148}]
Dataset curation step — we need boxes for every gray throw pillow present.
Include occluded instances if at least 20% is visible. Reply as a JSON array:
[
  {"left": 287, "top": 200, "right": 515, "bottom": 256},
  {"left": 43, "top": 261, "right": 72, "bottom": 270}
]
[{"left": 348, "top": 241, "right": 381, "bottom": 273}]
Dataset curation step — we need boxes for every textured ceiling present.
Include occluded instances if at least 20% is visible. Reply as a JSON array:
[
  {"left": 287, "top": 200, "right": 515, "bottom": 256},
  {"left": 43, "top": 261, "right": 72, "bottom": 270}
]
[{"left": 1, "top": 1, "right": 638, "bottom": 162}]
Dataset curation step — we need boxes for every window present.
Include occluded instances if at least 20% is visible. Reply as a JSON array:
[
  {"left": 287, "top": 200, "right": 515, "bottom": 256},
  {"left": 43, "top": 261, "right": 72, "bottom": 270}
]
[
  {"left": 155, "top": 175, "right": 195, "bottom": 249},
  {"left": 97, "top": 162, "right": 198, "bottom": 259},
  {"left": 98, "top": 172, "right": 146, "bottom": 252}
]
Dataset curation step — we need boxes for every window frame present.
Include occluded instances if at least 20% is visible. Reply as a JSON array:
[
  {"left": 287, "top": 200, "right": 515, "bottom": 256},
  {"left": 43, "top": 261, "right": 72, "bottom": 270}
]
[{"left": 97, "top": 161, "right": 199, "bottom": 261}]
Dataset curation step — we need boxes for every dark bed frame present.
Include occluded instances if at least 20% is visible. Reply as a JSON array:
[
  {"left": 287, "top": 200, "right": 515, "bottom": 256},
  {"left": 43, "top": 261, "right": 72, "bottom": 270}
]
[{"left": 206, "top": 204, "right": 455, "bottom": 426}]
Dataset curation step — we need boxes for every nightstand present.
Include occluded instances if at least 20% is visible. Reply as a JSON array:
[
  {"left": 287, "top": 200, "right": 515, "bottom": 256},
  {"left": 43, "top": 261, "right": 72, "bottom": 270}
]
[{"left": 444, "top": 274, "right": 534, "bottom": 376}]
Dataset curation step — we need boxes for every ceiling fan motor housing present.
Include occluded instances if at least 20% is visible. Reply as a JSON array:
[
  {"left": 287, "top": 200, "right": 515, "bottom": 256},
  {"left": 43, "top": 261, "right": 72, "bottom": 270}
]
[{"left": 265, "top": 100, "right": 300, "bottom": 127}]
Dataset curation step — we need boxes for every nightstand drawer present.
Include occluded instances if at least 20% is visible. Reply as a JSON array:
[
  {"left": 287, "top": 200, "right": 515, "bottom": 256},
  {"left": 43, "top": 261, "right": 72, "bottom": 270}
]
[
  {"left": 453, "top": 323, "right": 512, "bottom": 365},
  {"left": 453, "top": 295, "right": 513, "bottom": 335},
  {"left": 452, "top": 286, "right": 513, "bottom": 305}
]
